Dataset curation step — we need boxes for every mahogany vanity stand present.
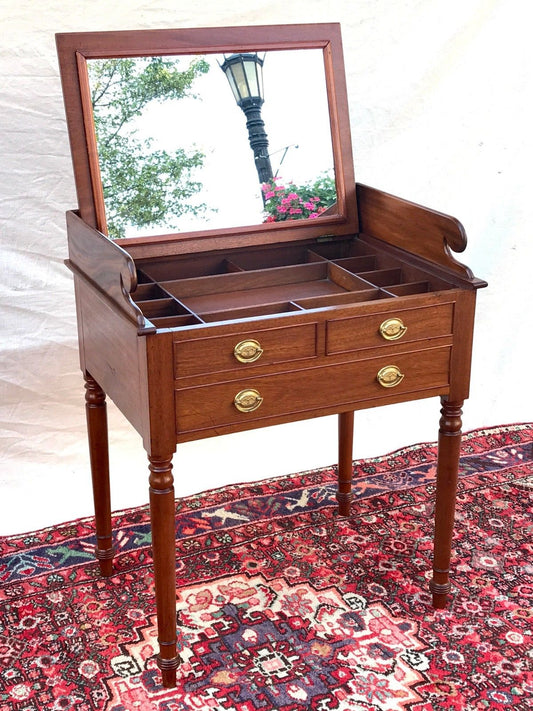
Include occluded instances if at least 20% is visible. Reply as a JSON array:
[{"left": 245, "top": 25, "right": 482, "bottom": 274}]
[{"left": 56, "top": 24, "right": 486, "bottom": 689}]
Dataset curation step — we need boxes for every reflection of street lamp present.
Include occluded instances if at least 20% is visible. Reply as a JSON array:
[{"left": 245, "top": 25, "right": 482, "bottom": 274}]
[{"left": 220, "top": 53, "right": 274, "bottom": 185}]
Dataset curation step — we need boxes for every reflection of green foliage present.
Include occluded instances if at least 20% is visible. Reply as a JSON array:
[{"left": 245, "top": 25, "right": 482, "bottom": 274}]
[
  {"left": 262, "top": 172, "right": 336, "bottom": 222},
  {"left": 89, "top": 56, "right": 210, "bottom": 239}
]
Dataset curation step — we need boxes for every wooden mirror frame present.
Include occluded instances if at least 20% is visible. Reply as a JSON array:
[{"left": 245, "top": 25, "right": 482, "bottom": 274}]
[{"left": 56, "top": 23, "right": 359, "bottom": 254}]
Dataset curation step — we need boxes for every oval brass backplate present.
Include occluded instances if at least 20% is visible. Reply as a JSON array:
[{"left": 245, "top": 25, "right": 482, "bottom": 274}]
[
  {"left": 234, "top": 339, "right": 263, "bottom": 363},
  {"left": 234, "top": 388, "right": 263, "bottom": 413},
  {"left": 379, "top": 317, "right": 407, "bottom": 341},
  {"left": 377, "top": 365, "right": 405, "bottom": 388}
]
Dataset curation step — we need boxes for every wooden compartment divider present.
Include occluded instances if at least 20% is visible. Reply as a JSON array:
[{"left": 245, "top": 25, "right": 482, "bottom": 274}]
[{"left": 130, "top": 238, "right": 463, "bottom": 327}]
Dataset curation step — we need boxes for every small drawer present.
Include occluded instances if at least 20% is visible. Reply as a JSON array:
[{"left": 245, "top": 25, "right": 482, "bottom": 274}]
[
  {"left": 175, "top": 345, "right": 451, "bottom": 435},
  {"left": 326, "top": 302, "right": 454, "bottom": 355},
  {"left": 173, "top": 323, "right": 318, "bottom": 378}
]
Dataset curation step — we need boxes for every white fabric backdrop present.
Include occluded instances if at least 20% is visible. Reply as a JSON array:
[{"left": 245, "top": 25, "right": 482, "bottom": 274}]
[{"left": 1, "top": 0, "right": 531, "bottom": 534}]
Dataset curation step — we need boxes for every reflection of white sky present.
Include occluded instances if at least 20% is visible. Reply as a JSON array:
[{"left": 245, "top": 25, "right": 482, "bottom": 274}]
[{"left": 114, "top": 50, "right": 334, "bottom": 237}]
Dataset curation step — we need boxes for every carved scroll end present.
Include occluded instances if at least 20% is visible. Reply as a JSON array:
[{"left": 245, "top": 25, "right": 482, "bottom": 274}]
[
  {"left": 442, "top": 240, "right": 475, "bottom": 280},
  {"left": 119, "top": 270, "right": 156, "bottom": 335}
]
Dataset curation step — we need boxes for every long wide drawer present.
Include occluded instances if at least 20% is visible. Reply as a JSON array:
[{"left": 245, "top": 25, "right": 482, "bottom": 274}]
[{"left": 175, "top": 345, "right": 451, "bottom": 435}]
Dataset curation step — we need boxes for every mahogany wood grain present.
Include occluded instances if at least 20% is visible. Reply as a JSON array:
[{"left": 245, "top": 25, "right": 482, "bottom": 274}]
[
  {"left": 144, "top": 331, "right": 177, "bottom": 455},
  {"left": 55, "top": 46, "right": 98, "bottom": 228},
  {"left": 177, "top": 280, "right": 345, "bottom": 316},
  {"left": 66, "top": 211, "right": 151, "bottom": 332},
  {"left": 430, "top": 398, "right": 463, "bottom": 608},
  {"left": 173, "top": 323, "right": 318, "bottom": 379},
  {"left": 357, "top": 183, "right": 473, "bottom": 278},
  {"left": 73, "top": 274, "right": 151, "bottom": 441},
  {"left": 75, "top": 52, "right": 108, "bottom": 235},
  {"left": 293, "top": 289, "right": 379, "bottom": 309},
  {"left": 148, "top": 453, "right": 179, "bottom": 688},
  {"left": 84, "top": 373, "right": 114, "bottom": 577},
  {"left": 164, "top": 263, "right": 330, "bottom": 299},
  {"left": 326, "top": 300, "right": 455, "bottom": 355},
  {"left": 337, "top": 411, "right": 354, "bottom": 516},
  {"left": 447, "top": 290, "right": 478, "bottom": 402},
  {"left": 174, "top": 345, "right": 452, "bottom": 437}
]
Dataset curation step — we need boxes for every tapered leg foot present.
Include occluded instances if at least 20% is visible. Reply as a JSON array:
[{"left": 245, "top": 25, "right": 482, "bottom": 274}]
[
  {"left": 84, "top": 373, "right": 114, "bottom": 577},
  {"left": 430, "top": 398, "right": 463, "bottom": 609},
  {"left": 429, "top": 578, "right": 451, "bottom": 610},
  {"left": 149, "top": 453, "right": 180, "bottom": 688},
  {"left": 337, "top": 411, "right": 354, "bottom": 517},
  {"left": 158, "top": 656, "right": 180, "bottom": 689}
]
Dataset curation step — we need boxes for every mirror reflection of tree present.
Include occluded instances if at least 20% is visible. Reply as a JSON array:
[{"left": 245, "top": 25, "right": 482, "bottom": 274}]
[{"left": 89, "top": 57, "right": 210, "bottom": 239}]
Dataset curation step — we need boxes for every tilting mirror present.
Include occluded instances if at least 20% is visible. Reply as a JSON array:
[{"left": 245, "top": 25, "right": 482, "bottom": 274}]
[
  {"left": 57, "top": 24, "right": 357, "bottom": 246},
  {"left": 88, "top": 50, "right": 335, "bottom": 239}
]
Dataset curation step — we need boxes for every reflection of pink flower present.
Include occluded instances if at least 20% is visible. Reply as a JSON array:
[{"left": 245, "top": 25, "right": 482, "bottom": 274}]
[
  {"left": 263, "top": 177, "right": 281, "bottom": 191},
  {"left": 262, "top": 174, "right": 334, "bottom": 224}
]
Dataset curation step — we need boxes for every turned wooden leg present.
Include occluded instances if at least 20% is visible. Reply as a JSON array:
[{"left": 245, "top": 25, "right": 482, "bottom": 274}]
[
  {"left": 148, "top": 453, "right": 180, "bottom": 688},
  {"left": 84, "top": 373, "right": 114, "bottom": 577},
  {"left": 430, "top": 397, "right": 463, "bottom": 609},
  {"left": 337, "top": 411, "right": 354, "bottom": 517}
]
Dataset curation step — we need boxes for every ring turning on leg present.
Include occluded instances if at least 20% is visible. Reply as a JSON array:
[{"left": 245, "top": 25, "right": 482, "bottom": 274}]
[
  {"left": 149, "top": 453, "right": 180, "bottom": 688},
  {"left": 337, "top": 411, "right": 354, "bottom": 517},
  {"left": 430, "top": 398, "right": 463, "bottom": 609},
  {"left": 84, "top": 373, "right": 114, "bottom": 577}
]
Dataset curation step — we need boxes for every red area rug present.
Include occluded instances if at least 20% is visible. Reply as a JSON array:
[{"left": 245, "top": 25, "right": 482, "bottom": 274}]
[{"left": 1, "top": 424, "right": 532, "bottom": 710}]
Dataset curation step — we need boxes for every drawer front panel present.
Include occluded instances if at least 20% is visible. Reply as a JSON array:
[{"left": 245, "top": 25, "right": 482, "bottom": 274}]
[
  {"left": 326, "top": 302, "right": 454, "bottom": 355},
  {"left": 174, "top": 323, "right": 318, "bottom": 378},
  {"left": 175, "top": 346, "right": 451, "bottom": 434}
]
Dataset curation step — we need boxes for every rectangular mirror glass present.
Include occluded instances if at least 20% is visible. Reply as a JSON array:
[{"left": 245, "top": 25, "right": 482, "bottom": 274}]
[
  {"left": 88, "top": 50, "right": 335, "bottom": 239},
  {"left": 56, "top": 24, "right": 357, "bottom": 249}
]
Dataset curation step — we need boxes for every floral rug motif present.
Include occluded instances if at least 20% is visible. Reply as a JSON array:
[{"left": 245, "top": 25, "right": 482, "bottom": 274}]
[{"left": 1, "top": 423, "right": 532, "bottom": 710}]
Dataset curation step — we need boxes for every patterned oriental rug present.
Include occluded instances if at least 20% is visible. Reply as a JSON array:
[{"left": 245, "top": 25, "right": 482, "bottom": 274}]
[{"left": 1, "top": 424, "right": 532, "bottom": 711}]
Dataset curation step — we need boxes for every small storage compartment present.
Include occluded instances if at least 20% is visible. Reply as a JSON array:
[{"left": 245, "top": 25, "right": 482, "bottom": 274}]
[
  {"left": 326, "top": 301, "right": 455, "bottom": 355},
  {"left": 174, "top": 322, "right": 318, "bottom": 378},
  {"left": 130, "top": 237, "right": 458, "bottom": 330},
  {"left": 162, "top": 262, "right": 372, "bottom": 317}
]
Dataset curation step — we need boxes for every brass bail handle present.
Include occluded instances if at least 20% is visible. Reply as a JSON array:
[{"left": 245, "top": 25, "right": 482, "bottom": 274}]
[
  {"left": 379, "top": 317, "right": 407, "bottom": 341},
  {"left": 377, "top": 365, "right": 405, "bottom": 388},
  {"left": 234, "top": 339, "right": 263, "bottom": 363},
  {"left": 234, "top": 388, "right": 263, "bottom": 413}
]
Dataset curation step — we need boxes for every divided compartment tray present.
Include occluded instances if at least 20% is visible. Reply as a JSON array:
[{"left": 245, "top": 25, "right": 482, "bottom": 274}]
[
  {"left": 132, "top": 238, "right": 455, "bottom": 327},
  {"left": 160, "top": 262, "right": 378, "bottom": 318}
]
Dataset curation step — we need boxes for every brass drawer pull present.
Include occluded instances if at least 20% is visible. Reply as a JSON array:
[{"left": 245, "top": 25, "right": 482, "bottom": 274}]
[
  {"left": 377, "top": 365, "right": 405, "bottom": 388},
  {"left": 234, "top": 388, "right": 263, "bottom": 413},
  {"left": 234, "top": 339, "right": 263, "bottom": 363},
  {"left": 379, "top": 317, "right": 407, "bottom": 341}
]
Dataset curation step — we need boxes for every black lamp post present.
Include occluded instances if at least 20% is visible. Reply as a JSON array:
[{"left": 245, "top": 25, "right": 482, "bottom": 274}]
[{"left": 220, "top": 53, "right": 274, "bottom": 186}]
